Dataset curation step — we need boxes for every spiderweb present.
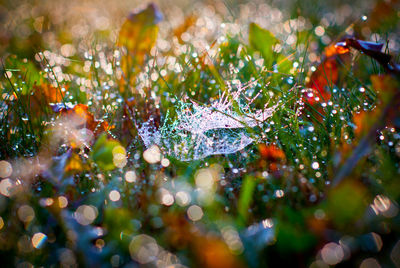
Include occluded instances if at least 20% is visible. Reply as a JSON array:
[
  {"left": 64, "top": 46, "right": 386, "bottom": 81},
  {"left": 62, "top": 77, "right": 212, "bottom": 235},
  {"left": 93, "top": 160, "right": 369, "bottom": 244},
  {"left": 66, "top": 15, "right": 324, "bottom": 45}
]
[{"left": 138, "top": 80, "right": 277, "bottom": 161}]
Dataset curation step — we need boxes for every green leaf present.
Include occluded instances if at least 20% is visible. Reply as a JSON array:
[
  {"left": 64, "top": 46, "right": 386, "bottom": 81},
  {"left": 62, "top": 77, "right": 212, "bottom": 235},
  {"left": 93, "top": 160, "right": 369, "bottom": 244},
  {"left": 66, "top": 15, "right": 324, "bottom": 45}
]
[
  {"left": 237, "top": 175, "right": 256, "bottom": 224},
  {"left": 249, "top": 23, "right": 279, "bottom": 66},
  {"left": 4, "top": 55, "right": 43, "bottom": 94},
  {"left": 90, "top": 133, "right": 123, "bottom": 171}
]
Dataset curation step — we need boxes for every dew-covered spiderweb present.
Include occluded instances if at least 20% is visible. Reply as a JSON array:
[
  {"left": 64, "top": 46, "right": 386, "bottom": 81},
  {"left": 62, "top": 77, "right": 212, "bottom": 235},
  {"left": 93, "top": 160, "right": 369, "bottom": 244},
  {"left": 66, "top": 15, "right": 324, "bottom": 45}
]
[{"left": 138, "top": 80, "right": 277, "bottom": 161}]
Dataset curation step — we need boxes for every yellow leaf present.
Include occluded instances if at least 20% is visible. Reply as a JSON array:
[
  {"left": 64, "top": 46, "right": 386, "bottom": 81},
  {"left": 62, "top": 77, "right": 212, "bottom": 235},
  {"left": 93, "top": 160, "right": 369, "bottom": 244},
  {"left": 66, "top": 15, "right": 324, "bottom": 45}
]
[
  {"left": 65, "top": 153, "right": 84, "bottom": 174},
  {"left": 117, "top": 3, "right": 162, "bottom": 86}
]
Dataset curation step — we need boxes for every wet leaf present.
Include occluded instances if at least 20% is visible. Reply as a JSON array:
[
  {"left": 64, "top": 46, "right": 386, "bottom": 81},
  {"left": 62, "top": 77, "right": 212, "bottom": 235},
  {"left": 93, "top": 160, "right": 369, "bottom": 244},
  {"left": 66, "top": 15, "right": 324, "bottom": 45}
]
[{"left": 249, "top": 23, "right": 291, "bottom": 73}]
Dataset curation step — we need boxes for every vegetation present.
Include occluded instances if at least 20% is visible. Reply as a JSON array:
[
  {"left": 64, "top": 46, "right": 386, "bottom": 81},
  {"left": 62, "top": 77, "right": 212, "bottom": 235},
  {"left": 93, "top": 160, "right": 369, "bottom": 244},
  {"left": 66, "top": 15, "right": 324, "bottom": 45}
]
[{"left": 0, "top": 0, "right": 399, "bottom": 267}]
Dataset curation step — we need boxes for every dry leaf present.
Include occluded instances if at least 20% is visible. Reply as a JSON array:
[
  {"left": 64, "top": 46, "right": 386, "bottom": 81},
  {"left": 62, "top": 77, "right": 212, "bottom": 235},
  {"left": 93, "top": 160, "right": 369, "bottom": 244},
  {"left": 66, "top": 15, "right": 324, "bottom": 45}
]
[{"left": 57, "top": 104, "right": 112, "bottom": 136}]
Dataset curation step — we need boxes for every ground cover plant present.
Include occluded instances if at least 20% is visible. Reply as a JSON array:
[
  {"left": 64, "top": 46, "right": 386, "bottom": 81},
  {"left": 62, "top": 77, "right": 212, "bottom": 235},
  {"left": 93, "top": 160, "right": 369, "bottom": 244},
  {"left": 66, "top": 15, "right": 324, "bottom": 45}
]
[{"left": 0, "top": 0, "right": 400, "bottom": 267}]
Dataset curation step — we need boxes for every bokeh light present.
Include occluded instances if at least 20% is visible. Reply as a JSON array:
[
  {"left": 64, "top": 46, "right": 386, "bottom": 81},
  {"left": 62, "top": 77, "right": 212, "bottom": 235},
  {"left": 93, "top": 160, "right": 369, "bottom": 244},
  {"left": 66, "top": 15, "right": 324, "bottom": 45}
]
[
  {"left": 187, "top": 205, "right": 203, "bottom": 221},
  {"left": 31, "top": 232, "right": 47, "bottom": 249},
  {"left": 75, "top": 205, "right": 98, "bottom": 225},
  {"left": 0, "top": 161, "right": 12, "bottom": 178},
  {"left": 143, "top": 145, "right": 161, "bottom": 164},
  {"left": 321, "top": 242, "right": 344, "bottom": 265},
  {"left": 109, "top": 190, "right": 121, "bottom": 202},
  {"left": 125, "top": 170, "right": 137, "bottom": 183},
  {"left": 129, "top": 234, "right": 159, "bottom": 264},
  {"left": 58, "top": 196, "right": 68, "bottom": 208},
  {"left": 17, "top": 205, "right": 35, "bottom": 223},
  {"left": 0, "top": 178, "right": 13, "bottom": 197}
]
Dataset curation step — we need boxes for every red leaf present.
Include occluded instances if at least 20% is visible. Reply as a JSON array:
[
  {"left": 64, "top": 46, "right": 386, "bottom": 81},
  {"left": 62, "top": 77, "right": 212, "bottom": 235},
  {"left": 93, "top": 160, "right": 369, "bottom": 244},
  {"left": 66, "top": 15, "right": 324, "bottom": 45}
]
[{"left": 305, "top": 58, "right": 338, "bottom": 105}]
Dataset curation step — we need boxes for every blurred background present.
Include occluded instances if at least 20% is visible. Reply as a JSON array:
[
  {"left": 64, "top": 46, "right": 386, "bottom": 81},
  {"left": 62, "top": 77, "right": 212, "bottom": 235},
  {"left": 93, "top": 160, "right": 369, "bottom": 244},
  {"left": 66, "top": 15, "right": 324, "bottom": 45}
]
[{"left": 1, "top": 0, "right": 399, "bottom": 62}]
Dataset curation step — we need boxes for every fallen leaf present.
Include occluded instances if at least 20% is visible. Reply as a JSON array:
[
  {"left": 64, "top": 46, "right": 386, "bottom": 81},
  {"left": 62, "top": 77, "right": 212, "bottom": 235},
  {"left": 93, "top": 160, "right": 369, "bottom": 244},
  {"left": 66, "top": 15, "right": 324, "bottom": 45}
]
[
  {"left": 57, "top": 103, "right": 112, "bottom": 136},
  {"left": 28, "top": 82, "right": 66, "bottom": 116},
  {"left": 305, "top": 37, "right": 353, "bottom": 107}
]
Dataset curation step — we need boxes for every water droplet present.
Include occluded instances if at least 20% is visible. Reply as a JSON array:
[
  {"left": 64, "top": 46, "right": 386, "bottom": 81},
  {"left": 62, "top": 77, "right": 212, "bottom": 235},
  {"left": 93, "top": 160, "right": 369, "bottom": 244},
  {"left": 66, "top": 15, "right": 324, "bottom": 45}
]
[{"left": 312, "top": 162, "right": 319, "bottom": 170}]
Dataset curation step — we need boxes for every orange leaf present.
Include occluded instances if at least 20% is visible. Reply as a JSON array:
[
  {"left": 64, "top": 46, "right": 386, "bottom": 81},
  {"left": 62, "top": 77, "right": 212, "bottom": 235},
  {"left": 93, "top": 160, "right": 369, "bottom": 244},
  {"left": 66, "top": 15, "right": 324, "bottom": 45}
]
[
  {"left": 370, "top": 74, "right": 398, "bottom": 104},
  {"left": 32, "top": 83, "right": 65, "bottom": 104},
  {"left": 27, "top": 82, "right": 66, "bottom": 117},
  {"left": 324, "top": 43, "right": 350, "bottom": 58},
  {"left": 370, "top": 74, "right": 400, "bottom": 128},
  {"left": 353, "top": 110, "right": 371, "bottom": 137},
  {"left": 258, "top": 144, "right": 285, "bottom": 161},
  {"left": 162, "top": 212, "right": 244, "bottom": 267},
  {"left": 173, "top": 15, "right": 197, "bottom": 44},
  {"left": 58, "top": 104, "right": 112, "bottom": 136}
]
